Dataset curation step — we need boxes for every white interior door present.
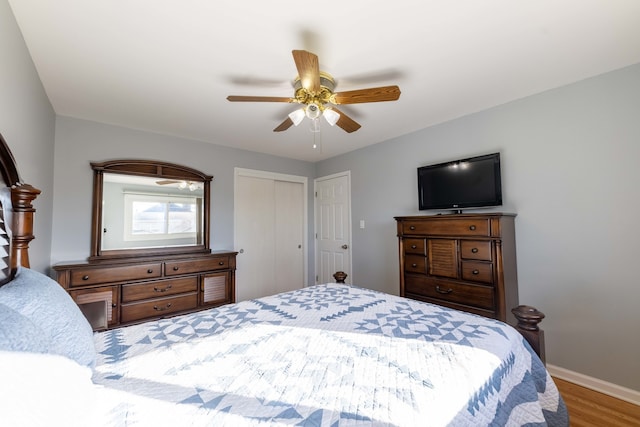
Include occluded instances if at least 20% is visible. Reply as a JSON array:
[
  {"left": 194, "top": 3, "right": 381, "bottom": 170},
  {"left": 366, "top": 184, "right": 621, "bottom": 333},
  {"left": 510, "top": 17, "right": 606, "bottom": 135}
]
[
  {"left": 235, "top": 169, "right": 307, "bottom": 301},
  {"left": 315, "top": 172, "right": 352, "bottom": 284},
  {"left": 274, "top": 180, "right": 304, "bottom": 294}
]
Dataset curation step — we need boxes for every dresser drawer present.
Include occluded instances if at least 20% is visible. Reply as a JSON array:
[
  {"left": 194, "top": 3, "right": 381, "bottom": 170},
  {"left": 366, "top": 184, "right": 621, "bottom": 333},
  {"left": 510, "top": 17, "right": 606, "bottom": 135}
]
[
  {"left": 404, "top": 254, "right": 427, "bottom": 274},
  {"left": 405, "top": 276, "right": 494, "bottom": 310},
  {"left": 69, "top": 262, "right": 162, "bottom": 287},
  {"left": 121, "top": 277, "right": 198, "bottom": 303},
  {"left": 402, "top": 218, "right": 490, "bottom": 237},
  {"left": 165, "top": 256, "right": 229, "bottom": 276},
  {"left": 404, "top": 238, "right": 426, "bottom": 255},
  {"left": 461, "top": 261, "right": 494, "bottom": 284},
  {"left": 460, "top": 240, "right": 492, "bottom": 261},
  {"left": 120, "top": 293, "right": 198, "bottom": 323}
]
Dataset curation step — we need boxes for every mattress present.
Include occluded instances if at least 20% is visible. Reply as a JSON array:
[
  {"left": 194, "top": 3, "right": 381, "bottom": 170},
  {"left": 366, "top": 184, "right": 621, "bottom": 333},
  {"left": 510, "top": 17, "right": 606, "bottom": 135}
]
[{"left": 92, "top": 284, "right": 568, "bottom": 426}]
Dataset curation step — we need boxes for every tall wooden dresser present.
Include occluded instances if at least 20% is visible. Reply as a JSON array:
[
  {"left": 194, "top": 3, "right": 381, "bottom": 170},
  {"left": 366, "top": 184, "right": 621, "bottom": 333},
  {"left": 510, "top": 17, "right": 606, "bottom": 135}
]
[
  {"left": 395, "top": 213, "right": 518, "bottom": 324},
  {"left": 54, "top": 251, "right": 236, "bottom": 330}
]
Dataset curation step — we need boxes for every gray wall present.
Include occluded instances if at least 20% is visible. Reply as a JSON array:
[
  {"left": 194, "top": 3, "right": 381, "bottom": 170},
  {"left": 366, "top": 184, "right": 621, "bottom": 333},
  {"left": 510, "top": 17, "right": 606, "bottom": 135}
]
[
  {"left": 0, "top": 0, "right": 56, "bottom": 272},
  {"left": 51, "top": 116, "right": 316, "bottom": 284},
  {"left": 317, "top": 63, "right": 640, "bottom": 391}
]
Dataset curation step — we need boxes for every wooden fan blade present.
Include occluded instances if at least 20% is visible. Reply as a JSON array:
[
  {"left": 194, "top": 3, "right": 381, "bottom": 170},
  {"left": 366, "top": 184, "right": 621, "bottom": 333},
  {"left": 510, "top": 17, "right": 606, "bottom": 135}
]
[
  {"left": 227, "top": 95, "right": 294, "bottom": 103},
  {"left": 292, "top": 50, "right": 320, "bottom": 93},
  {"left": 274, "top": 117, "right": 294, "bottom": 132},
  {"left": 332, "top": 107, "right": 361, "bottom": 133},
  {"left": 332, "top": 85, "right": 401, "bottom": 104}
]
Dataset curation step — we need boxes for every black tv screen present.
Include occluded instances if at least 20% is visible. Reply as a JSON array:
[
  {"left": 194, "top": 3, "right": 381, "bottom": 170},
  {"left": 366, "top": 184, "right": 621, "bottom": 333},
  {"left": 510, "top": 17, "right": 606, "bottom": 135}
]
[{"left": 418, "top": 153, "right": 502, "bottom": 211}]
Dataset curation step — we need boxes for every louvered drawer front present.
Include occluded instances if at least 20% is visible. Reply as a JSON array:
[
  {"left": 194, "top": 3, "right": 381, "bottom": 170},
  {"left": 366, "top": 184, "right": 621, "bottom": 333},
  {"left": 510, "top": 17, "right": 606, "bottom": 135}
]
[
  {"left": 121, "top": 277, "right": 198, "bottom": 303},
  {"left": 69, "top": 263, "right": 162, "bottom": 286},
  {"left": 405, "top": 276, "right": 494, "bottom": 310},
  {"left": 461, "top": 261, "right": 494, "bottom": 284},
  {"left": 73, "top": 289, "right": 114, "bottom": 322},
  {"left": 201, "top": 272, "right": 230, "bottom": 305},
  {"left": 404, "top": 254, "right": 427, "bottom": 274},
  {"left": 460, "top": 240, "right": 492, "bottom": 261},
  {"left": 427, "top": 239, "right": 459, "bottom": 279},
  {"left": 120, "top": 293, "right": 198, "bottom": 323},
  {"left": 165, "top": 257, "right": 229, "bottom": 276},
  {"left": 403, "top": 218, "right": 490, "bottom": 237},
  {"left": 404, "top": 238, "right": 426, "bottom": 255}
]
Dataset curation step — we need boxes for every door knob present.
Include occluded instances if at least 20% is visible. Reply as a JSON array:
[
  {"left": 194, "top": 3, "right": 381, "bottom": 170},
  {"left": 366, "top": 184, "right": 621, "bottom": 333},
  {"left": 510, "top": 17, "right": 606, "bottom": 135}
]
[{"left": 341, "top": 244, "right": 349, "bottom": 249}]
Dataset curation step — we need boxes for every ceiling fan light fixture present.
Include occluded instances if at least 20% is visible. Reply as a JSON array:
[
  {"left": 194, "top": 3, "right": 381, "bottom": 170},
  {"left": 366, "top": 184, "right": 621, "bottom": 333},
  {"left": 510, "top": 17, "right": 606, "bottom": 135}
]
[
  {"left": 305, "top": 103, "right": 321, "bottom": 120},
  {"left": 288, "top": 108, "right": 305, "bottom": 126},
  {"left": 323, "top": 108, "right": 340, "bottom": 126}
]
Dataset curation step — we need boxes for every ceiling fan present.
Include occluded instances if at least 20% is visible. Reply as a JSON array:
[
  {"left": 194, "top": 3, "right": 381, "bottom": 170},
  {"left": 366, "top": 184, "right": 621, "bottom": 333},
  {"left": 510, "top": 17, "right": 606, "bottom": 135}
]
[
  {"left": 227, "top": 50, "right": 401, "bottom": 133},
  {"left": 156, "top": 180, "right": 200, "bottom": 191}
]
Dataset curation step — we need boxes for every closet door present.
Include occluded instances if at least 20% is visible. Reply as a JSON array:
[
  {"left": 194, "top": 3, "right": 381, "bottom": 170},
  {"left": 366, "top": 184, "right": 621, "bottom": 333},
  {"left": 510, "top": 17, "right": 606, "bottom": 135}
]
[
  {"left": 234, "top": 170, "right": 306, "bottom": 302},
  {"left": 274, "top": 180, "right": 304, "bottom": 294}
]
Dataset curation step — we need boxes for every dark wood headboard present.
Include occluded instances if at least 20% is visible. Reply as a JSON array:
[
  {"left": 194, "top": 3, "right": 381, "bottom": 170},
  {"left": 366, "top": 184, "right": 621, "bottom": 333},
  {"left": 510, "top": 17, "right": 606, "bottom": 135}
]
[{"left": 0, "top": 133, "right": 41, "bottom": 286}]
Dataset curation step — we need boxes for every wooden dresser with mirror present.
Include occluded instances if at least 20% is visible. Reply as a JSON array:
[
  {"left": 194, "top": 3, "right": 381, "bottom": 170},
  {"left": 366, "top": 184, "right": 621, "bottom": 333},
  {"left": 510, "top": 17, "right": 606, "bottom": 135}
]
[{"left": 54, "top": 159, "right": 237, "bottom": 330}]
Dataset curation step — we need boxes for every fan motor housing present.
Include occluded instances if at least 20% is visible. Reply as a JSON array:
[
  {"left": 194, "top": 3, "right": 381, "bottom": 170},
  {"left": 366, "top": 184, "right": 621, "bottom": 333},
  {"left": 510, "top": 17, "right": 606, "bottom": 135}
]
[{"left": 293, "top": 72, "right": 336, "bottom": 104}]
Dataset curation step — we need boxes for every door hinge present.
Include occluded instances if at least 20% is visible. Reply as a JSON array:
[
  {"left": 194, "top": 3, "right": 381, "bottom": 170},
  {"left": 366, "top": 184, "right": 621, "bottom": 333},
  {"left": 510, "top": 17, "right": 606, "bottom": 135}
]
[{"left": 316, "top": 275, "right": 319, "bottom": 282}]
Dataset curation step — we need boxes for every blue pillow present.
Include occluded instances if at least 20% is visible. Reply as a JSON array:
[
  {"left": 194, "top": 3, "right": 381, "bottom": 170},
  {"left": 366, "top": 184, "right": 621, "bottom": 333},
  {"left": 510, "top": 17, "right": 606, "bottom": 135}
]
[
  {"left": 0, "top": 303, "right": 52, "bottom": 353},
  {"left": 0, "top": 268, "right": 96, "bottom": 368}
]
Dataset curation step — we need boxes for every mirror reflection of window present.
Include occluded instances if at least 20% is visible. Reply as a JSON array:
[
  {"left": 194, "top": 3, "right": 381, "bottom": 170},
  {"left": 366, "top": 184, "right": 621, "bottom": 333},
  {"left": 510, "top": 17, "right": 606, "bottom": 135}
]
[
  {"left": 102, "top": 173, "right": 204, "bottom": 251},
  {"left": 125, "top": 194, "right": 199, "bottom": 239}
]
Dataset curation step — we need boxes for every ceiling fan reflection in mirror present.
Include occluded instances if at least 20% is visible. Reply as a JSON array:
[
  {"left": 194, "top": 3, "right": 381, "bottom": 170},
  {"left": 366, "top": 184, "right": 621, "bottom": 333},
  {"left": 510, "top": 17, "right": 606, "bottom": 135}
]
[
  {"left": 156, "top": 180, "right": 201, "bottom": 191},
  {"left": 227, "top": 50, "right": 401, "bottom": 133}
]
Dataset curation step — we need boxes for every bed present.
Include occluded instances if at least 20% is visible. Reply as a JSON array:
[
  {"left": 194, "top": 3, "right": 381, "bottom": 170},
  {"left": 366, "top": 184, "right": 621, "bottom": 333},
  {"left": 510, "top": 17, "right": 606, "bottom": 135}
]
[{"left": 0, "top": 133, "right": 568, "bottom": 426}]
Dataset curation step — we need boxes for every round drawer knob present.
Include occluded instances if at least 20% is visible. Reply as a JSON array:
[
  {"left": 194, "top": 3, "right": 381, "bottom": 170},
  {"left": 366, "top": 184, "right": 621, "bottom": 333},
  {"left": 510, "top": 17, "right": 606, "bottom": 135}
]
[
  {"left": 472, "top": 269, "right": 480, "bottom": 275},
  {"left": 409, "top": 226, "right": 416, "bottom": 230},
  {"left": 173, "top": 266, "right": 179, "bottom": 271},
  {"left": 82, "top": 275, "right": 89, "bottom": 281},
  {"left": 219, "top": 261, "right": 225, "bottom": 265},
  {"left": 471, "top": 248, "right": 478, "bottom": 253},
  {"left": 469, "top": 225, "right": 476, "bottom": 231},
  {"left": 411, "top": 245, "right": 417, "bottom": 249},
  {"left": 411, "top": 263, "right": 417, "bottom": 268},
  {"left": 147, "top": 269, "right": 153, "bottom": 274}
]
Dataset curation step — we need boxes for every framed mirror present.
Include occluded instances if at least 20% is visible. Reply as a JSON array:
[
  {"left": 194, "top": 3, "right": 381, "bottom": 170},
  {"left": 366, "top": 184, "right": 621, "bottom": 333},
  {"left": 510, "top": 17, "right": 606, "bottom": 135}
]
[{"left": 89, "top": 160, "right": 212, "bottom": 261}]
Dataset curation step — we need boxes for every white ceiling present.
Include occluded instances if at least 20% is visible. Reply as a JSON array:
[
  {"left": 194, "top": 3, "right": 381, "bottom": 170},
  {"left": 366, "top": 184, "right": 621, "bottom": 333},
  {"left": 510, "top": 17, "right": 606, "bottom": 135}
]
[{"left": 8, "top": 0, "right": 640, "bottom": 162}]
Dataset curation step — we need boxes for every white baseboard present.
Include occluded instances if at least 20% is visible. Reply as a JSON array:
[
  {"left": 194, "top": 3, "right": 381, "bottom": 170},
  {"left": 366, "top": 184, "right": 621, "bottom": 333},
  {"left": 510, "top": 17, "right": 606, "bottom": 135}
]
[{"left": 547, "top": 364, "right": 640, "bottom": 406}]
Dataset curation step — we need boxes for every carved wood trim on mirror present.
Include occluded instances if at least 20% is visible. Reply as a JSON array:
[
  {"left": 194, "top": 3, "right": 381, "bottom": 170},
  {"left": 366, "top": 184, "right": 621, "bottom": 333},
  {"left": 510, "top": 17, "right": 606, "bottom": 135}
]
[{"left": 90, "top": 159, "right": 213, "bottom": 262}]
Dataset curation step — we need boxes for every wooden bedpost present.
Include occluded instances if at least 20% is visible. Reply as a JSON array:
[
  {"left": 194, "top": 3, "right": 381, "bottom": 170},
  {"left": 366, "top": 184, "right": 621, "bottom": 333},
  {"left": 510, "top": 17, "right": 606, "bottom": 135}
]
[
  {"left": 512, "top": 305, "right": 546, "bottom": 364},
  {"left": 10, "top": 183, "right": 41, "bottom": 269},
  {"left": 333, "top": 271, "right": 347, "bottom": 283}
]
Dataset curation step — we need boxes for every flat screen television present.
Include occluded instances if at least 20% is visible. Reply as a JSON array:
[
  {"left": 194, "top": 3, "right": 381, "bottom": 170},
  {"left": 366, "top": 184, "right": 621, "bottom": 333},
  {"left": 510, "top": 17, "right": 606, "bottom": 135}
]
[{"left": 417, "top": 153, "right": 502, "bottom": 211}]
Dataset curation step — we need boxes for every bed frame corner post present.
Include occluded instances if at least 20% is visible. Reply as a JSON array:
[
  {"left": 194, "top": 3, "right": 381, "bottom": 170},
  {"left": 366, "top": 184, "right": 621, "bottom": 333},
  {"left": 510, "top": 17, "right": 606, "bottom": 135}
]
[
  {"left": 512, "top": 305, "right": 546, "bottom": 364},
  {"left": 10, "top": 183, "right": 41, "bottom": 269}
]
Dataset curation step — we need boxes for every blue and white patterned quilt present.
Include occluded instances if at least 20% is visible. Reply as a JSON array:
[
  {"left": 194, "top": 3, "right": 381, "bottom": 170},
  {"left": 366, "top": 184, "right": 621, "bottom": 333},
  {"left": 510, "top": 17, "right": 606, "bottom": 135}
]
[{"left": 92, "top": 284, "right": 568, "bottom": 426}]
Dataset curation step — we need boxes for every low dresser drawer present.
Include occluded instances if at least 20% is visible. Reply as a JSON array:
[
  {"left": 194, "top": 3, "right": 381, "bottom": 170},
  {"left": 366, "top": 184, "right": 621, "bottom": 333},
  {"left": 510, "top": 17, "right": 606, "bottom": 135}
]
[
  {"left": 405, "top": 276, "right": 494, "bottom": 310},
  {"left": 460, "top": 240, "right": 492, "bottom": 261},
  {"left": 461, "top": 261, "right": 494, "bottom": 284},
  {"left": 402, "top": 218, "right": 490, "bottom": 237},
  {"left": 69, "top": 262, "right": 162, "bottom": 287},
  {"left": 404, "top": 254, "right": 427, "bottom": 274},
  {"left": 404, "top": 238, "right": 426, "bottom": 255},
  {"left": 120, "top": 293, "right": 198, "bottom": 323},
  {"left": 121, "top": 277, "right": 198, "bottom": 303},
  {"left": 165, "top": 256, "right": 229, "bottom": 276}
]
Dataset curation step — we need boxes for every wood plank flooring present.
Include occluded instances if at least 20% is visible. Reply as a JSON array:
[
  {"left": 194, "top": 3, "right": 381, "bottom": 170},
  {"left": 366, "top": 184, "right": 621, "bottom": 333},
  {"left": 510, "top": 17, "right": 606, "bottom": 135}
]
[{"left": 553, "top": 377, "right": 640, "bottom": 426}]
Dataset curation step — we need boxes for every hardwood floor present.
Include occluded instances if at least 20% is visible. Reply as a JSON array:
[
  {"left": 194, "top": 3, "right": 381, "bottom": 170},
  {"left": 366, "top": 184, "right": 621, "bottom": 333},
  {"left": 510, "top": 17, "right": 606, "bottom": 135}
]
[{"left": 553, "top": 377, "right": 640, "bottom": 426}]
